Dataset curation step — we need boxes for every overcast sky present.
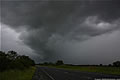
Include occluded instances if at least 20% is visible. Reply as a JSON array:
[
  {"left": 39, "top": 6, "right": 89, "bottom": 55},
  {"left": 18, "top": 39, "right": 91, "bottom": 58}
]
[{"left": 0, "top": 0, "right": 120, "bottom": 64}]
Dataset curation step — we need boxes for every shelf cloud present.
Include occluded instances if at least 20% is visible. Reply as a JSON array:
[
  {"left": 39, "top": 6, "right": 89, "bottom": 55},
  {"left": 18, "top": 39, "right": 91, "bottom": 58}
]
[{"left": 1, "top": 0, "right": 120, "bottom": 63}]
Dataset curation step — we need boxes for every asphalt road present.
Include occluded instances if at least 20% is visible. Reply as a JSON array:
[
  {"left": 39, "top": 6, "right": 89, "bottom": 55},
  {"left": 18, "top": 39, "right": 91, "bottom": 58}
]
[{"left": 32, "top": 66, "right": 120, "bottom": 80}]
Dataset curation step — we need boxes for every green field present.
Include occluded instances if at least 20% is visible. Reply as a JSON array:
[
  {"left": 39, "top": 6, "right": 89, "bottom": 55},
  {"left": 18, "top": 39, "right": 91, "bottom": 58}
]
[
  {"left": 42, "top": 65, "right": 120, "bottom": 75},
  {"left": 0, "top": 67, "right": 36, "bottom": 80}
]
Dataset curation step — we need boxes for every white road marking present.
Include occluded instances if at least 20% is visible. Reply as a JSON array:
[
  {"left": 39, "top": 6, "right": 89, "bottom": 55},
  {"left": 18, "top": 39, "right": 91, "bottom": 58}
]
[{"left": 41, "top": 69, "right": 56, "bottom": 80}]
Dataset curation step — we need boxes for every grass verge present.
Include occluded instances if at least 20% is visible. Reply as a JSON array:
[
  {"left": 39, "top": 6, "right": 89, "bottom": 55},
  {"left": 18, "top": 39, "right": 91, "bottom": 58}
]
[
  {"left": 0, "top": 67, "right": 36, "bottom": 80},
  {"left": 42, "top": 65, "right": 120, "bottom": 75}
]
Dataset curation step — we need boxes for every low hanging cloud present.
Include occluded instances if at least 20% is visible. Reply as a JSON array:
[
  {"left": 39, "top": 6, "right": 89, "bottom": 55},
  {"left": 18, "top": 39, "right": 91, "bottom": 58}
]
[{"left": 1, "top": 0, "right": 120, "bottom": 62}]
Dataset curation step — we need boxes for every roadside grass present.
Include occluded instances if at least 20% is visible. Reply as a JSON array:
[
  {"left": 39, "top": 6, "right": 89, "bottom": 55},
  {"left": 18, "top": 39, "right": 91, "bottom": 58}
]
[
  {"left": 41, "top": 65, "right": 120, "bottom": 75},
  {"left": 0, "top": 67, "right": 36, "bottom": 80}
]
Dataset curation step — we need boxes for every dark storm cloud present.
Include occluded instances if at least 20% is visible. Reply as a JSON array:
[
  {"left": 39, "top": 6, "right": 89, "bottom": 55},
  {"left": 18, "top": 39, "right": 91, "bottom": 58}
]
[{"left": 1, "top": 0, "right": 120, "bottom": 61}]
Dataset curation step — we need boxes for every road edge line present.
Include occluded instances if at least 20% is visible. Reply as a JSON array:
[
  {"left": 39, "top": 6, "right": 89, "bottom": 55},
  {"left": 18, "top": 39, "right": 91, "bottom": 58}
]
[{"left": 41, "top": 68, "right": 56, "bottom": 80}]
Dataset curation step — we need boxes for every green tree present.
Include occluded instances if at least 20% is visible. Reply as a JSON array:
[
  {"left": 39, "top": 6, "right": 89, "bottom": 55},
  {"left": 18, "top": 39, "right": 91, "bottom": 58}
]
[
  {"left": 113, "top": 61, "right": 120, "bottom": 67},
  {"left": 0, "top": 50, "right": 35, "bottom": 71},
  {"left": 0, "top": 51, "right": 10, "bottom": 71},
  {"left": 7, "top": 51, "right": 18, "bottom": 60}
]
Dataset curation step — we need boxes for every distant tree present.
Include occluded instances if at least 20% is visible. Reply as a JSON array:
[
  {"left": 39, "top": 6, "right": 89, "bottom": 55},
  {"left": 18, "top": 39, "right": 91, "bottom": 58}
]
[
  {"left": 56, "top": 60, "right": 64, "bottom": 65},
  {"left": 99, "top": 64, "right": 103, "bottom": 66},
  {"left": 113, "top": 61, "right": 120, "bottom": 67},
  {"left": 108, "top": 64, "right": 112, "bottom": 67}
]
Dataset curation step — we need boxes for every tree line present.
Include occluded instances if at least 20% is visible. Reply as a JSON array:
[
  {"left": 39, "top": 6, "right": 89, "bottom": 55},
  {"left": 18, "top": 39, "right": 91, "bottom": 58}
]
[
  {"left": 0, "top": 51, "right": 35, "bottom": 72},
  {"left": 39, "top": 60, "right": 120, "bottom": 67}
]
